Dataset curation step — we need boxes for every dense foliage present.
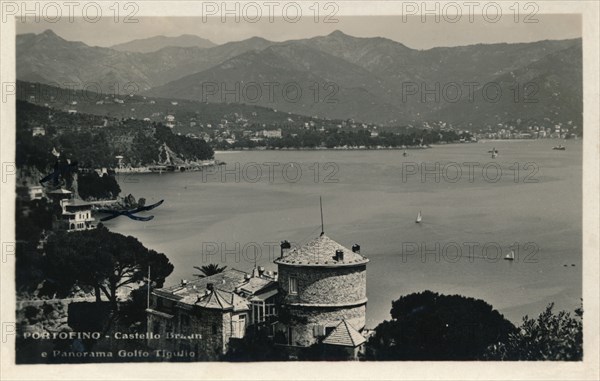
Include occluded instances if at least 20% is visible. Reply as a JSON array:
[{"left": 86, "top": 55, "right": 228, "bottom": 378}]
[
  {"left": 43, "top": 225, "right": 174, "bottom": 307},
  {"left": 15, "top": 198, "right": 53, "bottom": 242},
  {"left": 16, "top": 100, "right": 214, "bottom": 171},
  {"left": 485, "top": 303, "right": 583, "bottom": 361},
  {"left": 214, "top": 128, "right": 470, "bottom": 150},
  {"left": 366, "top": 291, "right": 516, "bottom": 360},
  {"left": 77, "top": 172, "right": 121, "bottom": 200}
]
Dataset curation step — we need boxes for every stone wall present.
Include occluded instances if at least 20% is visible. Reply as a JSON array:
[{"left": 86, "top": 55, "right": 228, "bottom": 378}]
[
  {"left": 277, "top": 304, "right": 366, "bottom": 347},
  {"left": 147, "top": 295, "right": 248, "bottom": 360},
  {"left": 16, "top": 300, "right": 70, "bottom": 336},
  {"left": 278, "top": 264, "right": 367, "bottom": 306}
]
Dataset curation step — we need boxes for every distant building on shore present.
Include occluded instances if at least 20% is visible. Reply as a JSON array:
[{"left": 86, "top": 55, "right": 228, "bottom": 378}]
[{"left": 261, "top": 129, "right": 282, "bottom": 138}]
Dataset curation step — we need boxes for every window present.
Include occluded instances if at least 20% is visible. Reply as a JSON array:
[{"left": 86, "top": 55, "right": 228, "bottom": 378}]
[
  {"left": 265, "top": 304, "right": 276, "bottom": 318},
  {"left": 153, "top": 322, "right": 160, "bottom": 335},
  {"left": 289, "top": 276, "right": 298, "bottom": 295},
  {"left": 212, "top": 324, "right": 217, "bottom": 334},
  {"left": 252, "top": 302, "right": 264, "bottom": 323},
  {"left": 232, "top": 315, "right": 246, "bottom": 339},
  {"left": 325, "top": 326, "right": 335, "bottom": 336}
]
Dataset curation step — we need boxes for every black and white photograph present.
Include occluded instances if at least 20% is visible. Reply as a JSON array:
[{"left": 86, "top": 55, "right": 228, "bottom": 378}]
[{"left": 1, "top": 1, "right": 598, "bottom": 380}]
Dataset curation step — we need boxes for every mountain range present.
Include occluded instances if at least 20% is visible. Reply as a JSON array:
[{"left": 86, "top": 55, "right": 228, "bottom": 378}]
[
  {"left": 110, "top": 34, "right": 216, "bottom": 53},
  {"left": 16, "top": 29, "right": 582, "bottom": 126}
]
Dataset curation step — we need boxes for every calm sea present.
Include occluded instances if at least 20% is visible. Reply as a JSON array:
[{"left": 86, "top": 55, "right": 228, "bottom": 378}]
[{"left": 109, "top": 140, "right": 582, "bottom": 327}]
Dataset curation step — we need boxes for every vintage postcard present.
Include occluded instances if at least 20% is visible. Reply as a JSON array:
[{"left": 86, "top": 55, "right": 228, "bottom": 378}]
[{"left": 1, "top": 1, "right": 598, "bottom": 380}]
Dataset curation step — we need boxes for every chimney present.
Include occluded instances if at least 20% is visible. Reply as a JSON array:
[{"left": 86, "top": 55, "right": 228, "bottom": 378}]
[
  {"left": 280, "top": 240, "right": 291, "bottom": 258},
  {"left": 335, "top": 249, "right": 344, "bottom": 261},
  {"left": 181, "top": 279, "right": 188, "bottom": 286},
  {"left": 206, "top": 283, "right": 214, "bottom": 291},
  {"left": 352, "top": 244, "right": 361, "bottom": 254},
  {"left": 258, "top": 266, "right": 265, "bottom": 275},
  {"left": 244, "top": 274, "right": 251, "bottom": 281}
]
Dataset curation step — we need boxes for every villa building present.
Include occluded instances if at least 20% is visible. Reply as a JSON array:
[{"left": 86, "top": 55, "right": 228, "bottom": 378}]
[
  {"left": 48, "top": 188, "right": 96, "bottom": 232},
  {"left": 146, "top": 268, "right": 277, "bottom": 360}
]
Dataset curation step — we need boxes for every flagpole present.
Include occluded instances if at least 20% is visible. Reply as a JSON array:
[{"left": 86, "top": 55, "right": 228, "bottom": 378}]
[
  {"left": 320, "top": 196, "right": 324, "bottom": 235},
  {"left": 147, "top": 265, "right": 151, "bottom": 309}
]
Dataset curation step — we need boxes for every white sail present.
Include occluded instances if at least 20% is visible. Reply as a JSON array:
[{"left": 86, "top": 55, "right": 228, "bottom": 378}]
[
  {"left": 416, "top": 211, "right": 422, "bottom": 223},
  {"left": 504, "top": 250, "right": 515, "bottom": 261}
]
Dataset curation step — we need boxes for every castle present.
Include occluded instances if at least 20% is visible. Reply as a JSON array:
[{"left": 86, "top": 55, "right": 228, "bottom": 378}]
[{"left": 146, "top": 233, "right": 368, "bottom": 360}]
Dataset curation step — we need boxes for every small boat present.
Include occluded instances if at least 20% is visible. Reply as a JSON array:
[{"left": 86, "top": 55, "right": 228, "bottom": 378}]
[
  {"left": 403, "top": 150, "right": 408, "bottom": 157},
  {"left": 415, "top": 211, "right": 422, "bottom": 224},
  {"left": 504, "top": 250, "right": 515, "bottom": 261},
  {"left": 487, "top": 148, "right": 499, "bottom": 154},
  {"left": 491, "top": 151, "right": 498, "bottom": 159},
  {"left": 553, "top": 145, "right": 566, "bottom": 150}
]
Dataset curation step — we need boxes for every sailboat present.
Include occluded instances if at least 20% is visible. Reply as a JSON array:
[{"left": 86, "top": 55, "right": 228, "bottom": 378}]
[
  {"left": 403, "top": 150, "right": 408, "bottom": 157},
  {"left": 504, "top": 250, "right": 515, "bottom": 261},
  {"left": 491, "top": 151, "right": 498, "bottom": 159},
  {"left": 415, "top": 211, "right": 422, "bottom": 224}
]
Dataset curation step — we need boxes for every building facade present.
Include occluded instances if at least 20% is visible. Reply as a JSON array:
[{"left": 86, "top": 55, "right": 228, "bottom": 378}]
[{"left": 146, "top": 268, "right": 277, "bottom": 360}]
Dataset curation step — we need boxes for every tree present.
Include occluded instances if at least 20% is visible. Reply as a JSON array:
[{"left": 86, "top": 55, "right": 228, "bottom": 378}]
[
  {"left": 484, "top": 303, "right": 583, "bottom": 361},
  {"left": 44, "top": 225, "right": 174, "bottom": 307},
  {"left": 193, "top": 264, "right": 227, "bottom": 278},
  {"left": 366, "top": 291, "right": 515, "bottom": 360},
  {"left": 77, "top": 172, "right": 121, "bottom": 200}
]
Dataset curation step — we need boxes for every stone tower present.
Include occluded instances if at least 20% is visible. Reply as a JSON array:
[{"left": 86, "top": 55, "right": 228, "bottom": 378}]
[{"left": 274, "top": 234, "right": 368, "bottom": 347}]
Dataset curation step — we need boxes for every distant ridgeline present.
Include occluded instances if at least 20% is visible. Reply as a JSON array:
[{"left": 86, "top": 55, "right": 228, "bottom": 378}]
[
  {"left": 16, "top": 30, "right": 583, "bottom": 128},
  {"left": 16, "top": 99, "right": 215, "bottom": 172},
  {"left": 15, "top": 80, "right": 314, "bottom": 134},
  {"left": 16, "top": 81, "right": 473, "bottom": 151}
]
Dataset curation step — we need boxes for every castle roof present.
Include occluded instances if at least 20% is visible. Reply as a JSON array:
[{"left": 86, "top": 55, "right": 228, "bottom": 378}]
[
  {"left": 322, "top": 320, "right": 366, "bottom": 347},
  {"left": 274, "top": 234, "right": 368, "bottom": 267}
]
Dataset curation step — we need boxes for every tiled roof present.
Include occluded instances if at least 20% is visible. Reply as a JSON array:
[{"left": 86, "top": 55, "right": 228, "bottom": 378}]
[
  {"left": 48, "top": 188, "right": 72, "bottom": 194},
  {"left": 274, "top": 234, "right": 368, "bottom": 267},
  {"left": 237, "top": 277, "right": 273, "bottom": 295},
  {"left": 322, "top": 320, "right": 366, "bottom": 347},
  {"left": 191, "top": 289, "right": 249, "bottom": 311},
  {"left": 66, "top": 199, "right": 93, "bottom": 206},
  {"left": 165, "top": 269, "right": 248, "bottom": 296},
  {"left": 154, "top": 268, "right": 275, "bottom": 311}
]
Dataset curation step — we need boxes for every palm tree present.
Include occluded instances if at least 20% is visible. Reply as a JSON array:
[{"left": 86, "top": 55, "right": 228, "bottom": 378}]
[{"left": 194, "top": 264, "right": 227, "bottom": 278}]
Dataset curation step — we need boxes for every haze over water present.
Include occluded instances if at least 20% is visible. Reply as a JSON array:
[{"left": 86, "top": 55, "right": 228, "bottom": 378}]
[{"left": 110, "top": 140, "right": 582, "bottom": 327}]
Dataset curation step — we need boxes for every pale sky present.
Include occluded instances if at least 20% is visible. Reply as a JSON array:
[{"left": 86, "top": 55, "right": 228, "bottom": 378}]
[{"left": 16, "top": 15, "right": 581, "bottom": 49}]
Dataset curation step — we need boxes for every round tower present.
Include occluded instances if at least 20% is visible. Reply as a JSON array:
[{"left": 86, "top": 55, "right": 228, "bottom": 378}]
[{"left": 274, "top": 235, "right": 368, "bottom": 347}]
